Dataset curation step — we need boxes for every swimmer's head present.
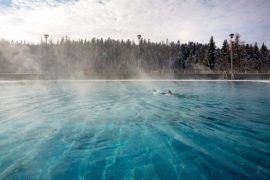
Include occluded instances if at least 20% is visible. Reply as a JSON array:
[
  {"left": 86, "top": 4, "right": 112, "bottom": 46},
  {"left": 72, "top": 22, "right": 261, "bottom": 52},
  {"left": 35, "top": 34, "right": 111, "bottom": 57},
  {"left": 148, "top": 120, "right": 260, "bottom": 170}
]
[
  {"left": 167, "top": 90, "right": 172, "bottom": 95},
  {"left": 153, "top": 90, "right": 157, "bottom": 92}
]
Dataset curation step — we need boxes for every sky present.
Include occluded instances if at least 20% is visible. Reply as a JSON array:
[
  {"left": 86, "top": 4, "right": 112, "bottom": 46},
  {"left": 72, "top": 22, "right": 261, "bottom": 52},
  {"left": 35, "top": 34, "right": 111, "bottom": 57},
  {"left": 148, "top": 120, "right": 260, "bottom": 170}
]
[{"left": 0, "top": 0, "right": 269, "bottom": 47}]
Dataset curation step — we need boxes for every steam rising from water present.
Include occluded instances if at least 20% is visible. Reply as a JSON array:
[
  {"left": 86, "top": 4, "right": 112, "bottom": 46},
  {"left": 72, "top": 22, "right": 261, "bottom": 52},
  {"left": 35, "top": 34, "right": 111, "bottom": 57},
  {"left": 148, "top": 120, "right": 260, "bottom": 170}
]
[{"left": 0, "top": 81, "right": 269, "bottom": 179}]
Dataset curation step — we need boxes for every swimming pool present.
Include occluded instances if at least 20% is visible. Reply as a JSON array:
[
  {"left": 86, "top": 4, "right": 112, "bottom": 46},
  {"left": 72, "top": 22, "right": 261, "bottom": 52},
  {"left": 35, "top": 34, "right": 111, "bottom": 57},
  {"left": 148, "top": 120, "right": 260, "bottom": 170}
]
[{"left": 0, "top": 81, "right": 269, "bottom": 179}]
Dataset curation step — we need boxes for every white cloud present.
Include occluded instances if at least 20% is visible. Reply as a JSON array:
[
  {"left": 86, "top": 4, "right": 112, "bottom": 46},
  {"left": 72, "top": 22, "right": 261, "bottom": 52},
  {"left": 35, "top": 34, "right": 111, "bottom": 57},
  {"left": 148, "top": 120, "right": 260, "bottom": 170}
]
[{"left": 0, "top": 0, "right": 269, "bottom": 47}]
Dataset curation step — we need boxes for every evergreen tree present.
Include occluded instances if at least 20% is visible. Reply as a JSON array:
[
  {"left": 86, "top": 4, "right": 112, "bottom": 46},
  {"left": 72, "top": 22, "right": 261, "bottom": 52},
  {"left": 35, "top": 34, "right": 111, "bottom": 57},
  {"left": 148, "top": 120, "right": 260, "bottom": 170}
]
[
  {"left": 253, "top": 42, "right": 262, "bottom": 70},
  {"left": 221, "top": 40, "right": 230, "bottom": 69},
  {"left": 207, "top": 36, "right": 216, "bottom": 69},
  {"left": 260, "top": 43, "right": 268, "bottom": 55},
  {"left": 233, "top": 33, "right": 242, "bottom": 68},
  {"left": 260, "top": 43, "right": 269, "bottom": 66},
  {"left": 0, "top": 35, "right": 269, "bottom": 76}
]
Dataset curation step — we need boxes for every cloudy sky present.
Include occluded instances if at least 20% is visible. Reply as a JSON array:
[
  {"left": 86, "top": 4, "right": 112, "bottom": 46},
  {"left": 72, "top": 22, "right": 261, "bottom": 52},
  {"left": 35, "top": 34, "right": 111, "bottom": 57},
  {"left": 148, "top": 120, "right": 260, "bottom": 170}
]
[{"left": 0, "top": 0, "right": 269, "bottom": 46}]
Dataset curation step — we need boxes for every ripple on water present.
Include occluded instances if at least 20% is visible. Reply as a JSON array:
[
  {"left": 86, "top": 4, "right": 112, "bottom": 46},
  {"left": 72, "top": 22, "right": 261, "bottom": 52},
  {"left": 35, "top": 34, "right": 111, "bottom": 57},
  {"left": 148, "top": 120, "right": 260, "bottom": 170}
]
[{"left": 0, "top": 81, "right": 270, "bottom": 179}]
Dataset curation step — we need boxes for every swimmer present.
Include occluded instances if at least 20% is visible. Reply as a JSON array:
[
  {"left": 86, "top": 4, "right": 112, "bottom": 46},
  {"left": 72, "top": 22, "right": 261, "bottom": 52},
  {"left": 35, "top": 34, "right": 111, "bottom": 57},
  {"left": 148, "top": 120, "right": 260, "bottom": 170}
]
[
  {"left": 153, "top": 89, "right": 159, "bottom": 95},
  {"left": 165, "top": 90, "right": 173, "bottom": 96},
  {"left": 153, "top": 89, "right": 180, "bottom": 97}
]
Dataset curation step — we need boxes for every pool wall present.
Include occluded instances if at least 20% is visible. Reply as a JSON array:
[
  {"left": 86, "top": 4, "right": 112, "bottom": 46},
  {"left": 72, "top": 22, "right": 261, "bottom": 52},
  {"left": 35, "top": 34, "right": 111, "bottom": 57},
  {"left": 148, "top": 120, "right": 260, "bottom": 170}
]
[{"left": 0, "top": 73, "right": 270, "bottom": 80}]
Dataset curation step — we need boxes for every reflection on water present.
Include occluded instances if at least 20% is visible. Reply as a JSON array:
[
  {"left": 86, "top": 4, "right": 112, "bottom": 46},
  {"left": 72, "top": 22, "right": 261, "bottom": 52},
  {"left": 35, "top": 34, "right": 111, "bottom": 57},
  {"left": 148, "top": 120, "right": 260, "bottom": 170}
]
[{"left": 0, "top": 81, "right": 270, "bottom": 179}]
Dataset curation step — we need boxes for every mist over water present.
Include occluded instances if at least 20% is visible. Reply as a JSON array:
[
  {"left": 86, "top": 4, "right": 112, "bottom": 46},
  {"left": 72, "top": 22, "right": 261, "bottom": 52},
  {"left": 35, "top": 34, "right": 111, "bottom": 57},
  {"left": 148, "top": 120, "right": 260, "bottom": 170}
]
[
  {"left": 0, "top": 81, "right": 269, "bottom": 179},
  {"left": 1, "top": 35, "right": 269, "bottom": 80}
]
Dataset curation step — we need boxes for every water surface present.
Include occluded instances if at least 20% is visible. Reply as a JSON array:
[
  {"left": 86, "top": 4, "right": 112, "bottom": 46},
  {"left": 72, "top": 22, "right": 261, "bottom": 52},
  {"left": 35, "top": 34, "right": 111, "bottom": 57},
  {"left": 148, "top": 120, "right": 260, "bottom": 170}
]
[{"left": 0, "top": 81, "right": 269, "bottom": 179}]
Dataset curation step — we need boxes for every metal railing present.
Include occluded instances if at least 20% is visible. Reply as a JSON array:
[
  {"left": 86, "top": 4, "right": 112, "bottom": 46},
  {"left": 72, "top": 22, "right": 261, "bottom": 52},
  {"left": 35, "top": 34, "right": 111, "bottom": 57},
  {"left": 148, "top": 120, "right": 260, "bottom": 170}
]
[{"left": 150, "top": 69, "right": 270, "bottom": 75}]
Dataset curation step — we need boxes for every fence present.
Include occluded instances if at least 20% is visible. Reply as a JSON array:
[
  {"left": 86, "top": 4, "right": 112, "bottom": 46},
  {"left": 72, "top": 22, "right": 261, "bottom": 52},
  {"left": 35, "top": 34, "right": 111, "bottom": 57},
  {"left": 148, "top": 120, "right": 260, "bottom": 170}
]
[
  {"left": 150, "top": 69, "right": 270, "bottom": 75},
  {"left": 0, "top": 70, "right": 270, "bottom": 80}
]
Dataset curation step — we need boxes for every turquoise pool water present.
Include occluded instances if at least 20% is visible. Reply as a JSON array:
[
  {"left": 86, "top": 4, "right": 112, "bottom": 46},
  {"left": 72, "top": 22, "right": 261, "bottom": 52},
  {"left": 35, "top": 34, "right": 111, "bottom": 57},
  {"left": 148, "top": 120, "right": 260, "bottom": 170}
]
[{"left": 0, "top": 81, "right": 269, "bottom": 179}]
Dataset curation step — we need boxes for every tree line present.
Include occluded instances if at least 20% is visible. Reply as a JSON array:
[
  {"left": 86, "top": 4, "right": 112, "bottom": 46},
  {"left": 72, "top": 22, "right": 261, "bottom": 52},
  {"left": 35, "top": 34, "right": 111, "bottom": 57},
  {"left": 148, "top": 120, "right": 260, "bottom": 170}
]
[{"left": 0, "top": 34, "right": 269, "bottom": 77}]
